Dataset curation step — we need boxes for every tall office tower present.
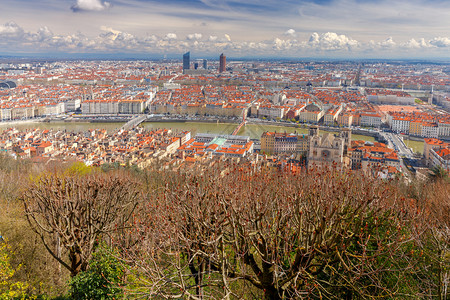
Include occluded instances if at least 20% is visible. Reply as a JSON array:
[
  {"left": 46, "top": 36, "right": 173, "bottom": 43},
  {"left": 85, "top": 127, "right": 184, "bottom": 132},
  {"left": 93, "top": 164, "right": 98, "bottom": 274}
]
[
  {"left": 194, "top": 62, "right": 199, "bottom": 69},
  {"left": 183, "top": 52, "right": 190, "bottom": 70},
  {"left": 203, "top": 59, "right": 207, "bottom": 69},
  {"left": 219, "top": 53, "right": 226, "bottom": 73}
]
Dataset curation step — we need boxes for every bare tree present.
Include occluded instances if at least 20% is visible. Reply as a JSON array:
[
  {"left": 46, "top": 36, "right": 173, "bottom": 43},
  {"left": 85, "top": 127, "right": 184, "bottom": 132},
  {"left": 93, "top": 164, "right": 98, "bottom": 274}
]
[
  {"left": 415, "top": 179, "right": 450, "bottom": 300},
  {"left": 22, "top": 171, "right": 140, "bottom": 277},
  {"left": 122, "top": 165, "right": 425, "bottom": 299}
]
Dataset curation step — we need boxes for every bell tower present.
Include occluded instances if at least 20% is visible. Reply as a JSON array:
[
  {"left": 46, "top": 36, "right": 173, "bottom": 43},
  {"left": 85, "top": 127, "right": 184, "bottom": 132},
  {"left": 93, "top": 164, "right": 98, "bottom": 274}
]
[
  {"left": 340, "top": 128, "right": 351, "bottom": 155},
  {"left": 309, "top": 125, "right": 319, "bottom": 137}
]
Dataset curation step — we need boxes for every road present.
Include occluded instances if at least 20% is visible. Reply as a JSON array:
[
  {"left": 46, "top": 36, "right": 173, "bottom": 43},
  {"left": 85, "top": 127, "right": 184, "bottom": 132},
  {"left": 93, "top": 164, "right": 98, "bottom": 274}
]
[
  {"left": 121, "top": 115, "right": 148, "bottom": 130},
  {"left": 379, "top": 131, "right": 417, "bottom": 176},
  {"left": 380, "top": 132, "right": 414, "bottom": 159}
]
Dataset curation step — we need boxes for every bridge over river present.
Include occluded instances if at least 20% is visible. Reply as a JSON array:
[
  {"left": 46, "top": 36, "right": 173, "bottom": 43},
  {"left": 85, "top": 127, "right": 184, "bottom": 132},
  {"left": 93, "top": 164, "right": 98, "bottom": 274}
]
[
  {"left": 231, "top": 119, "right": 246, "bottom": 135},
  {"left": 121, "top": 115, "right": 147, "bottom": 130},
  {"left": 231, "top": 112, "right": 247, "bottom": 135}
]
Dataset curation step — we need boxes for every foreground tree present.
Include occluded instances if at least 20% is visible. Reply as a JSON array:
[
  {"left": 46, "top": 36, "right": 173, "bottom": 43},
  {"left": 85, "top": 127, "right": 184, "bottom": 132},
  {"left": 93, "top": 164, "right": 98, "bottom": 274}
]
[
  {"left": 417, "top": 179, "right": 450, "bottom": 300},
  {"left": 122, "top": 165, "right": 426, "bottom": 299},
  {"left": 22, "top": 171, "right": 139, "bottom": 277}
]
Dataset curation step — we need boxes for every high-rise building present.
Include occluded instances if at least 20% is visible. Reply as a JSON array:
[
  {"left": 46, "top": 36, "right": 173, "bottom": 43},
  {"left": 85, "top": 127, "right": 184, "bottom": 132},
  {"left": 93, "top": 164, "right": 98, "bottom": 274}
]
[
  {"left": 203, "top": 59, "right": 207, "bottom": 69},
  {"left": 183, "top": 52, "right": 190, "bottom": 70},
  {"left": 194, "top": 62, "right": 199, "bottom": 70},
  {"left": 219, "top": 53, "right": 226, "bottom": 73}
]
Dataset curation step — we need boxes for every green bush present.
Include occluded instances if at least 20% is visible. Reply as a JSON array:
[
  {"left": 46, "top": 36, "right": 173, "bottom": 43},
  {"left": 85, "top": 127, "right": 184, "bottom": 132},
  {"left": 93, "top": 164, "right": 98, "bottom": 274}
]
[
  {"left": 69, "top": 244, "right": 124, "bottom": 300},
  {"left": 0, "top": 241, "right": 32, "bottom": 299}
]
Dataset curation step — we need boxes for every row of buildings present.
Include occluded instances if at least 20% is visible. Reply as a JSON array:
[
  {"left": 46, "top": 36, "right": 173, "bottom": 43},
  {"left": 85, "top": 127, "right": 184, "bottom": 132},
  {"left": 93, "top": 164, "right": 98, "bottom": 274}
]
[
  {"left": 367, "top": 89, "right": 415, "bottom": 105},
  {"left": 1, "top": 61, "right": 448, "bottom": 142},
  {"left": 387, "top": 111, "right": 450, "bottom": 139},
  {"left": 260, "top": 126, "right": 400, "bottom": 175},
  {"left": 149, "top": 84, "right": 252, "bottom": 118},
  {"left": 81, "top": 99, "right": 150, "bottom": 115},
  {"left": 2, "top": 60, "right": 448, "bottom": 92},
  {"left": 0, "top": 84, "right": 157, "bottom": 120},
  {"left": 2, "top": 127, "right": 190, "bottom": 168},
  {"left": 3, "top": 123, "right": 448, "bottom": 176}
]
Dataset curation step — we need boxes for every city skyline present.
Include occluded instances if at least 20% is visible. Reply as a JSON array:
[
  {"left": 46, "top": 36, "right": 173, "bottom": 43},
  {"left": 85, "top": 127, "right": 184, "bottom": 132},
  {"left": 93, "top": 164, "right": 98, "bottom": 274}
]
[{"left": 0, "top": 0, "right": 449, "bottom": 59}]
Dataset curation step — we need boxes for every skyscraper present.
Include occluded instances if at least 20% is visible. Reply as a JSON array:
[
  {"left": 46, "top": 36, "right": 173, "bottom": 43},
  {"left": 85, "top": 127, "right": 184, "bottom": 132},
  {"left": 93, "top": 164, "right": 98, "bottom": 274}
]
[
  {"left": 219, "top": 53, "right": 226, "bottom": 73},
  {"left": 183, "top": 52, "right": 190, "bottom": 70},
  {"left": 203, "top": 59, "right": 207, "bottom": 69}
]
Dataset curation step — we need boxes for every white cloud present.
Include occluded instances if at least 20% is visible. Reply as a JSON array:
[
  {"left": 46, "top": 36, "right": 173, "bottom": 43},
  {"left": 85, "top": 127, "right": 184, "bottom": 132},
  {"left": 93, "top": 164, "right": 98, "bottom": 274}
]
[
  {"left": 2, "top": 0, "right": 449, "bottom": 56},
  {"left": 36, "top": 27, "right": 53, "bottom": 39},
  {"left": 100, "top": 26, "right": 120, "bottom": 34},
  {"left": 379, "top": 37, "right": 396, "bottom": 49},
  {"left": 273, "top": 38, "right": 295, "bottom": 51},
  {"left": 308, "top": 32, "right": 359, "bottom": 51},
  {"left": 99, "top": 26, "right": 122, "bottom": 41},
  {"left": 308, "top": 32, "right": 320, "bottom": 44},
  {"left": 29, "top": 26, "right": 54, "bottom": 43},
  {"left": 0, "top": 20, "right": 449, "bottom": 57},
  {"left": 143, "top": 35, "right": 158, "bottom": 43},
  {"left": 402, "top": 38, "right": 430, "bottom": 49},
  {"left": 187, "top": 33, "right": 202, "bottom": 40},
  {"left": 429, "top": 37, "right": 450, "bottom": 48},
  {"left": 0, "top": 22, "right": 24, "bottom": 37},
  {"left": 284, "top": 29, "right": 296, "bottom": 37},
  {"left": 71, "top": 0, "right": 111, "bottom": 12},
  {"left": 165, "top": 33, "right": 177, "bottom": 40}
]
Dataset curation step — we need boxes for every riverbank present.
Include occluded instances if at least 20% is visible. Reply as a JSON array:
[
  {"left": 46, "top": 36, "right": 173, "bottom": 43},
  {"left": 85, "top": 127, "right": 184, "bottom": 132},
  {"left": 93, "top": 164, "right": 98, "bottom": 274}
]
[
  {"left": 0, "top": 117, "right": 426, "bottom": 153},
  {"left": 65, "top": 115, "right": 242, "bottom": 124},
  {"left": 0, "top": 119, "right": 41, "bottom": 127}
]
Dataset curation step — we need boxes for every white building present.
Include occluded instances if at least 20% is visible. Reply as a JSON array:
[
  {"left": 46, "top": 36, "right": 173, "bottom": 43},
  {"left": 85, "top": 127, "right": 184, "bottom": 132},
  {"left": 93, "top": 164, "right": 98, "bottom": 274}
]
[
  {"left": 65, "top": 99, "right": 81, "bottom": 112},
  {"left": 421, "top": 123, "right": 439, "bottom": 138},
  {"left": 258, "top": 105, "right": 285, "bottom": 119},
  {"left": 163, "top": 82, "right": 181, "bottom": 90},
  {"left": 44, "top": 103, "right": 65, "bottom": 116},
  {"left": 119, "top": 100, "right": 146, "bottom": 114},
  {"left": 360, "top": 113, "right": 382, "bottom": 128},
  {"left": 438, "top": 121, "right": 450, "bottom": 139},
  {"left": 390, "top": 117, "right": 410, "bottom": 133}
]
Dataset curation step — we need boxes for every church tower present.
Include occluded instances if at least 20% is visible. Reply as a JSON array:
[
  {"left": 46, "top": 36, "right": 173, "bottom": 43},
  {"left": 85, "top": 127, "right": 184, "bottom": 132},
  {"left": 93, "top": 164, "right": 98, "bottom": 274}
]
[
  {"left": 340, "top": 128, "right": 351, "bottom": 155},
  {"left": 309, "top": 125, "right": 319, "bottom": 137}
]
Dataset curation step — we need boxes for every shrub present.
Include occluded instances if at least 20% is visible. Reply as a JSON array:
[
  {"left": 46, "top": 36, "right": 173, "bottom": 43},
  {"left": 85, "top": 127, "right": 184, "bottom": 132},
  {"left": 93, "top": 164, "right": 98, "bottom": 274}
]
[
  {"left": 0, "top": 241, "right": 32, "bottom": 300},
  {"left": 69, "top": 244, "right": 124, "bottom": 300}
]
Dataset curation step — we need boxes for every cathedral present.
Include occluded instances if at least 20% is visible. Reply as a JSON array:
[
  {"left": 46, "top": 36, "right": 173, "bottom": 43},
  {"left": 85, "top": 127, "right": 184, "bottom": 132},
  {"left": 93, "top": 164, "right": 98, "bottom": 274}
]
[{"left": 307, "top": 126, "right": 351, "bottom": 168}]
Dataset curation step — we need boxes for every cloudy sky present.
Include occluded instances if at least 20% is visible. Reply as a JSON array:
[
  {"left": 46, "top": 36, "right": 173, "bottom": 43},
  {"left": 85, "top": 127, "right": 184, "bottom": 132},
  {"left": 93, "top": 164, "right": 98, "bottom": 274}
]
[{"left": 0, "top": 0, "right": 449, "bottom": 58}]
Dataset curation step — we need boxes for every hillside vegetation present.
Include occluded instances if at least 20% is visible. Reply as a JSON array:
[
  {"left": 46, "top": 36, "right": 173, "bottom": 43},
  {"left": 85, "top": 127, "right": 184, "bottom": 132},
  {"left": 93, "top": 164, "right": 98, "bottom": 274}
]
[{"left": 0, "top": 155, "right": 448, "bottom": 299}]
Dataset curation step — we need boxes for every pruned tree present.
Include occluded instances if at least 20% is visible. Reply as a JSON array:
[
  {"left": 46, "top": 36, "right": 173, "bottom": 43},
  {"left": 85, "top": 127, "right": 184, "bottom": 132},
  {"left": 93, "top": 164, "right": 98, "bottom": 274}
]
[
  {"left": 22, "top": 171, "right": 140, "bottom": 277},
  {"left": 414, "top": 179, "right": 450, "bottom": 300},
  {"left": 122, "top": 165, "right": 426, "bottom": 299}
]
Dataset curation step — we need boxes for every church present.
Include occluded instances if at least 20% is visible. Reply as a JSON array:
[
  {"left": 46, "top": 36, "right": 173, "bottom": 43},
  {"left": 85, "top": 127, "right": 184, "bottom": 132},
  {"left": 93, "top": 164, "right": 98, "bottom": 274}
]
[{"left": 307, "top": 126, "right": 351, "bottom": 168}]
